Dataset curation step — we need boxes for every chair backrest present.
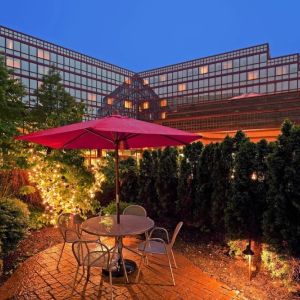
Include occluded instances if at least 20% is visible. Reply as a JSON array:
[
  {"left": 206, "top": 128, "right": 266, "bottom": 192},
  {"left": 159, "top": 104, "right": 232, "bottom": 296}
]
[
  {"left": 72, "top": 240, "right": 110, "bottom": 269},
  {"left": 123, "top": 205, "right": 147, "bottom": 217},
  {"left": 58, "top": 213, "right": 82, "bottom": 240},
  {"left": 169, "top": 222, "right": 183, "bottom": 248}
]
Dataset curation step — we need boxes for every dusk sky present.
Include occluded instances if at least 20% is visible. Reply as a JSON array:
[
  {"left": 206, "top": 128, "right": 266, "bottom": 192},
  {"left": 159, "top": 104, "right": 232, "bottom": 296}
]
[{"left": 1, "top": 0, "right": 299, "bottom": 72}]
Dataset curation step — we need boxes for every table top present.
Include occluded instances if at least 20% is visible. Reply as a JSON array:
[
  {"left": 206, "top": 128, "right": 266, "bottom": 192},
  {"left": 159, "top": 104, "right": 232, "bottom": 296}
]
[{"left": 81, "top": 215, "right": 154, "bottom": 237}]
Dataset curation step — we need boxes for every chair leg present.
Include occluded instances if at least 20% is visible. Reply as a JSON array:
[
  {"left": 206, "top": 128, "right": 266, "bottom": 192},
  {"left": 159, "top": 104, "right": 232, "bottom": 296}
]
[
  {"left": 136, "top": 254, "right": 145, "bottom": 283},
  {"left": 109, "top": 270, "right": 114, "bottom": 300},
  {"left": 166, "top": 251, "right": 175, "bottom": 286},
  {"left": 78, "top": 265, "right": 85, "bottom": 282},
  {"left": 171, "top": 249, "right": 178, "bottom": 268},
  {"left": 71, "top": 265, "right": 79, "bottom": 295},
  {"left": 86, "top": 266, "right": 91, "bottom": 281},
  {"left": 56, "top": 242, "right": 65, "bottom": 269}
]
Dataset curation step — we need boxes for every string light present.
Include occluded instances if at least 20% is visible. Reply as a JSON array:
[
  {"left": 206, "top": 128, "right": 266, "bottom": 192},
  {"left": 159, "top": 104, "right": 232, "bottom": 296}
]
[{"left": 27, "top": 149, "right": 103, "bottom": 224}]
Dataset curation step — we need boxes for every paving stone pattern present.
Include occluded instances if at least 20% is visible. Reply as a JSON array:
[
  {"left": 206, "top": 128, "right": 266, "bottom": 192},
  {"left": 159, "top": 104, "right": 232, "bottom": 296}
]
[{"left": 0, "top": 237, "right": 239, "bottom": 300}]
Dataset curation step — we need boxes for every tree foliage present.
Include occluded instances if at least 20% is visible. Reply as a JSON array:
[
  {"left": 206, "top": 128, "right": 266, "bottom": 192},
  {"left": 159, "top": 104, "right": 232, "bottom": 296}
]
[
  {"left": 263, "top": 120, "right": 300, "bottom": 256},
  {"left": 225, "top": 140, "right": 257, "bottom": 239},
  {"left": 177, "top": 142, "right": 203, "bottom": 223},
  {"left": 119, "top": 157, "right": 139, "bottom": 203},
  {"left": 30, "top": 66, "right": 84, "bottom": 128},
  {"left": 0, "top": 198, "right": 29, "bottom": 255},
  {"left": 194, "top": 143, "right": 216, "bottom": 230},
  {"left": 210, "top": 136, "right": 234, "bottom": 232},
  {"left": 156, "top": 147, "right": 178, "bottom": 218},
  {"left": 24, "top": 67, "right": 97, "bottom": 220},
  {"left": 0, "top": 56, "right": 27, "bottom": 169},
  {"left": 138, "top": 150, "right": 159, "bottom": 215}
]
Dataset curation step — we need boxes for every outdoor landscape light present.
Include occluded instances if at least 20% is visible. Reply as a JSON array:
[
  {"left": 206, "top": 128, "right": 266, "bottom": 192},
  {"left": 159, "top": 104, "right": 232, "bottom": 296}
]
[
  {"left": 243, "top": 241, "right": 254, "bottom": 281},
  {"left": 251, "top": 172, "right": 257, "bottom": 181}
]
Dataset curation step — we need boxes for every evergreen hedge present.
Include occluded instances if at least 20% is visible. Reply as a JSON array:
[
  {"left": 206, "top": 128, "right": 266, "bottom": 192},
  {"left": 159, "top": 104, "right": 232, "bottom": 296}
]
[{"left": 97, "top": 120, "right": 299, "bottom": 258}]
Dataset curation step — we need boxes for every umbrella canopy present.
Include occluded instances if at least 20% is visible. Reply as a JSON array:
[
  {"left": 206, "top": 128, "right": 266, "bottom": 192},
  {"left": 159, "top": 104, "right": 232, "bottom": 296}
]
[
  {"left": 17, "top": 114, "right": 201, "bottom": 223},
  {"left": 16, "top": 114, "right": 200, "bottom": 149}
]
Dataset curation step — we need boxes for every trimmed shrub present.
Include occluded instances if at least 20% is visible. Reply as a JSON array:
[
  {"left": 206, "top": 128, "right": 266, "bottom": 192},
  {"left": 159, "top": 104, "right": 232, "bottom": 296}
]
[
  {"left": 263, "top": 120, "right": 300, "bottom": 257},
  {"left": 119, "top": 157, "right": 139, "bottom": 203},
  {"left": 156, "top": 147, "right": 178, "bottom": 218},
  {"left": 177, "top": 142, "right": 203, "bottom": 224},
  {"left": 225, "top": 140, "right": 259, "bottom": 240},
  {"left": 194, "top": 143, "right": 216, "bottom": 230},
  {"left": 0, "top": 198, "right": 29, "bottom": 255},
  {"left": 102, "top": 201, "right": 135, "bottom": 215},
  {"left": 138, "top": 150, "right": 159, "bottom": 215},
  {"left": 211, "top": 137, "right": 234, "bottom": 233}
]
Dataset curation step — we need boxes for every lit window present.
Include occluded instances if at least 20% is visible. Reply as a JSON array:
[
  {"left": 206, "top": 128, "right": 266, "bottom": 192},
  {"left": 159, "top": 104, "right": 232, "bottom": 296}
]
[
  {"left": 6, "top": 57, "right": 14, "bottom": 67},
  {"left": 7, "top": 39, "right": 13, "bottom": 49},
  {"left": 160, "top": 99, "right": 167, "bottom": 107},
  {"left": 107, "top": 97, "right": 114, "bottom": 105},
  {"left": 276, "top": 65, "right": 288, "bottom": 76},
  {"left": 247, "top": 70, "right": 259, "bottom": 80},
  {"left": 222, "top": 60, "right": 233, "bottom": 69},
  {"left": 199, "top": 65, "right": 208, "bottom": 74},
  {"left": 142, "top": 101, "right": 149, "bottom": 109},
  {"left": 124, "top": 77, "right": 131, "bottom": 84},
  {"left": 87, "top": 93, "right": 96, "bottom": 101},
  {"left": 143, "top": 78, "right": 149, "bottom": 85},
  {"left": 178, "top": 83, "right": 186, "bottom": 91},
  {"left": 6, "top": 57, "right": 20, "bottom": 68},
  {"left": 37, "top": 49, "right": 50, "bottom": 60},
  {"left": 124, "top": 100, "right": 133, "bottom": 109},
  {"left": 161, "top": 112, "right": 166, "bottom": 119},
  {"left": 160, "top": 74, "right": 167, "bottom": 82}
]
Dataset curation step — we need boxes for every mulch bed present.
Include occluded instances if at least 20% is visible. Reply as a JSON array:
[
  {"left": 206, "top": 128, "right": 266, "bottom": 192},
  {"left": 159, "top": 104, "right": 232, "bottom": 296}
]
[
  {"left": 175, "top": 227, "right": 299, "bottom": 300},
  {"left": 0, "top": 225, "right": 298, "bottom": 299}
]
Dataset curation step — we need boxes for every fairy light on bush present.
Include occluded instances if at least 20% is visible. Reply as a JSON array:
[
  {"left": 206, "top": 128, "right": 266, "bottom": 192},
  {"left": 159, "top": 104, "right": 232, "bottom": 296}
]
[{"left": 27, "top": 149, "right": 103, "bottom": 224}]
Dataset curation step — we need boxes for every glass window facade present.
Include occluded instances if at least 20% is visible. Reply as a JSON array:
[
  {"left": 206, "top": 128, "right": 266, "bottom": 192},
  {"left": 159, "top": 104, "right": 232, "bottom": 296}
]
[
  {"left": 0, "top": 26, "right": 299, "bottom": 122},
  {"left": 0, "top": 26, "right": 133, "bottom": 120}
]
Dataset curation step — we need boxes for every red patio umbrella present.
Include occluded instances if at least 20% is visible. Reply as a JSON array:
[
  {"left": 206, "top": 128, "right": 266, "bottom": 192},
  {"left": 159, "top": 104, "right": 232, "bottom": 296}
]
[{"left": 17, "top": 114, "right": 201, "bottom": 223}]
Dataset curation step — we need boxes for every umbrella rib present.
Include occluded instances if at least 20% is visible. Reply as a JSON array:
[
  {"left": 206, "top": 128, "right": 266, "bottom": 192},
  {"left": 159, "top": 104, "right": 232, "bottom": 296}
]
[
  {"left": 120, "top": 133, "right": 140, "bottom": 141},
  {"left": 85, "top": 128, "right": 115, "bottom": 144},
  {"left": 63, "top": 131, "right": 89, "bottom": 148}
]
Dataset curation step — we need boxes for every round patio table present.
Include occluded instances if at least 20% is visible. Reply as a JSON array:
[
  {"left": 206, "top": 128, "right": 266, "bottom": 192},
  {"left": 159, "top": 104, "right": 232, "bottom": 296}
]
[{"left": 81, "top": 214, "right": 154, "bottom": 280}]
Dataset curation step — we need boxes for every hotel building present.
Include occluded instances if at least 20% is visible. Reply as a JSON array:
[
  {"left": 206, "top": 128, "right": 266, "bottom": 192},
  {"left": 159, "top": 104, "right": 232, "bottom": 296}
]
[{"left": 1, "top": 25, "right": 300, "bottom": 142}]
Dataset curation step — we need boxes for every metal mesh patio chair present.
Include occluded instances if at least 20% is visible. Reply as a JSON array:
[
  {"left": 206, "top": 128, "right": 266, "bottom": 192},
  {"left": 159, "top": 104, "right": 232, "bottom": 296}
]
[
  {"left": 71, "top": 240, "right": 120, "bottom": 299},
  {"left": 122, "top": 205, "right": 148, "bottom": 256},
  {"left": 123, "top": 205, "right": 147, "bottom": 217},
  {"left": 136, "top": 221, "right": 183, "bottom": 285},
  {"left": 56, "top": 213, "right": 83, "bottom": 269}
]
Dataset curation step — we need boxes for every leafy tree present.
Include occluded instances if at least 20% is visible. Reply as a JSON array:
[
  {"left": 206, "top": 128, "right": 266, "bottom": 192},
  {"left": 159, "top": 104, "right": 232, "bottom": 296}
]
[
  {"left": 225, "top": 140, "right": 261, "bottom": 240},
  {"left": 0, "top": 56, "right": 26, "bottom": 169},
  {"left": 96, "top": 155, "right": 139, "bottom": 206},
  {"left": 30, "top": 66, "right": 84, "bottom": 128},
  {"left": 194, "top": 143, "right": 216, "bottom": 229},
  {"left": 156, "top": 147, "right": 178, "bottom": 218},
  {"left": 24, "top": 67, "right": 97, "bottom": 219},
  {"left": 177, "top": 142, "right": 203, "bottom": 223},
  {"left": 263, "top": 120, "right": 300, "bottom": 256},
  {"left": 233, "top": 130, "right": 249, "bottom": 153},
  {"left": 138, "top": 150, "right": 159, "bottom": 215},
  {"left": 253, "top": 139, "right": 270, "bottom": 234},
  {"left": 211, "top": 136, "right": 234, "bottom": 233},
  {"left": 119, "top": 157, "right": 139, "bottom": 203}
]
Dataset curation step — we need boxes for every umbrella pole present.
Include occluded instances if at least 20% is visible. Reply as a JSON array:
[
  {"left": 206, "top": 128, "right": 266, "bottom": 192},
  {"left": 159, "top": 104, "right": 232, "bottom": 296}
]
[{"left": 115, "top": 141, "right": 120, "bottom": 224}]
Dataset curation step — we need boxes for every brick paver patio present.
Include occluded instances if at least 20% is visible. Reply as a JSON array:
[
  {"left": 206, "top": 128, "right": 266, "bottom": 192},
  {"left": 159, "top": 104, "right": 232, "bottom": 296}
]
[{"left": 0, "top": 237, "right": 238, "bottom": 300}]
